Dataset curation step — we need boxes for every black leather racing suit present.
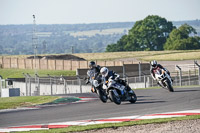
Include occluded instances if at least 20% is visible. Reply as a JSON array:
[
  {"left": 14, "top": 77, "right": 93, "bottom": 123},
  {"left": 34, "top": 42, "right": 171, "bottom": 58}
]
[
  {"left": 102, "top": 71, "right": 131, "bottom": 91},
  {"left": 150, "top": 64, "right": 171, "bottom": 80}
]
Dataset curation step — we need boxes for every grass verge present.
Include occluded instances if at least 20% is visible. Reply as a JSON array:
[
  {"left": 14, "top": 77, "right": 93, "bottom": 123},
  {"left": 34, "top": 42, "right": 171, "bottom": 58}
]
[
  {"left": 0, "top": 96, "right": 59, "bottom": 110},
  {"left": 23, "top": 115, "right": 200, "bottom": 133},
  {"left": 0, "top": 69, "right": 76, "bottom": 79}
]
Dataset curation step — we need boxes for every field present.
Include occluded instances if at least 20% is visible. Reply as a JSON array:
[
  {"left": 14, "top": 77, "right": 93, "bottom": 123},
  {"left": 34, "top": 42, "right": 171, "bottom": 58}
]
[
  {"left": 74, "top": 50, "right": 200, "bottom": 61},
  {"left": 69, "top": 28, "right": 129, "bottom": 37},
  {"left": 1, "top": 50, "right": 200, "bottom": 61}
]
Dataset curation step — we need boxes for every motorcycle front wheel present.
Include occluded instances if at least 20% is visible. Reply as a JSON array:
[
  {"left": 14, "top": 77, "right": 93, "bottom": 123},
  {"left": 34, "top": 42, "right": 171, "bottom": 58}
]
[
  {"left": 129, "top": 91, "right": 137, "bottom": 103},
  {"left": 109, "top": 90, "right": 121, "bottom": 105},
  {"left": 97, "top": 89, "right": 107, "bottom": 103},
  {"left": 166, "top": 80, "right": 174, "bottom": 92}
]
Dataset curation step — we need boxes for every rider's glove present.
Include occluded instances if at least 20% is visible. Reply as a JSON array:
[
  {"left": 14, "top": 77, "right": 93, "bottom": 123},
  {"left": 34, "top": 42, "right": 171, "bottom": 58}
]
[{"left": 115, "top": 77, "right": 119, "bottom": 81}]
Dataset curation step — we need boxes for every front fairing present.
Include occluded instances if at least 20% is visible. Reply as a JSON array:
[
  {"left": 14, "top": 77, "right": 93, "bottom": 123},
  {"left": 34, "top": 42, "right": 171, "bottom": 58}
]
[
  {"left": 155, "top": 69, "right": 166, "bottom": 81},
  {"left": 107, "top": 80, "right": 125, "bottom": 96}
]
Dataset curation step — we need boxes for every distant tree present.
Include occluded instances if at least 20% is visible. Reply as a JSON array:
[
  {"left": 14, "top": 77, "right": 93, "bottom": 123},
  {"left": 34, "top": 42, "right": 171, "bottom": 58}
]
[
  {"left": 106, "top": 15, "right": 175, "bottom": 52},
  {"left": 106, "top": 35, "right": 128, "bottom": 52},
  {"left": 164, "top": 24, "right": 200, "bottom": 50}
]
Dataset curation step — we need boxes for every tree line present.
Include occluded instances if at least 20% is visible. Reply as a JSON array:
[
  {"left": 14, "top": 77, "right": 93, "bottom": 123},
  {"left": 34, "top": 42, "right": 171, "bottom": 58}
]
[{"left": 106, "top": 15, "right": 200, "bottom": 52}]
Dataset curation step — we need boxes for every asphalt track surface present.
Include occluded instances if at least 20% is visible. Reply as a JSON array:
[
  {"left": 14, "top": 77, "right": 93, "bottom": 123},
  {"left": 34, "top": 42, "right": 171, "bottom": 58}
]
[{"left": 0, "top": 87, "right": 200, "bottom": 128}]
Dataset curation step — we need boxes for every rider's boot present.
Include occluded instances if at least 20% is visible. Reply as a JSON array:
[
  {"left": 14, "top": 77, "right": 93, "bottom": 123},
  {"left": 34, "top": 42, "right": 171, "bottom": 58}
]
[{"left": 91, "top": 87, "right": 96, "bottom": 93}]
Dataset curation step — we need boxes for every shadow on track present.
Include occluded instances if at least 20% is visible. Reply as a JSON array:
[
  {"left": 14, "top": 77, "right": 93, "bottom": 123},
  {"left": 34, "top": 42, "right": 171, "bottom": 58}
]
[
  {"left": 122, "top": 100, "right": 165, "bottom": 105},
  {"left": 174, "top": 89, "right": 200, "bottom": 93},
  {"left": 133, "top": 100, "right": 165, "bottom": 104}
]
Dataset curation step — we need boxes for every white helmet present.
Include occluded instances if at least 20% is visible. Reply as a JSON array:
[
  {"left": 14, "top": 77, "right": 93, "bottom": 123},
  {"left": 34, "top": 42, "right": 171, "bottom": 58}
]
[
  {"left": 151, "top": 60, "right": 157, "bottom": 68},
  {"left": 100, "top": 67, "right": 108, "bottom": 77}
]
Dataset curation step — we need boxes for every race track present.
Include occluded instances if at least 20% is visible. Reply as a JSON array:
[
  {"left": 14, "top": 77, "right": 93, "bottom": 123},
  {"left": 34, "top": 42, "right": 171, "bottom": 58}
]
[{"left": 0, "top": 87, "right": 200, "bottom": 128}]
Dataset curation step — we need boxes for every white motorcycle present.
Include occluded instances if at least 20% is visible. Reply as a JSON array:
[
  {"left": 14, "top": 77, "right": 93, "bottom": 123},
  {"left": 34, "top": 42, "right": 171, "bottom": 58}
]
[
  {"left": 104, "top": 78, "right": 137, "bottom": 105},
  {"left": 154, "top": 68, "right": 174, "bottom": 92}
]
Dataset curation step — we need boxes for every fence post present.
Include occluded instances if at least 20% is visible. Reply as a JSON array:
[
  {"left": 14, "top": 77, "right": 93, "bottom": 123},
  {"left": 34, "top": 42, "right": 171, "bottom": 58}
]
[
  {"left": 123, "top": 64, "right": 126, "bottom": 80},
  {"left": 26, "top": 73, "right": 32, "bottom": 96},
  {"left": 76, "top": 69, "right": 82, "bottom": 93},
  {"left": 176, "top": 71, "right": 179, "bottom": 86},
  {"left": 23, "top": 73, "right": 28, "bottom": 96},
  {"left": 141, "top": 72, "right": 146, "bottom": 88},
  {"left": 78, "top": 77, "right": 82, "bottom": 93},
  {"left": 147, "top": 76, "right": 150, "bottom": 88},
  {"left": 144, "top": 75, "right": 146, "bottom": 88},
  {"left": 60, "top": 75, "right": 67, "bottom": 94},
  {"left": 139, "top": 62, "right": 141, "bottom": 81},
  {"left": 176, "top": 65, "right": 182, "bottom": 86},
  {"left": 188, "top": 70, "right": 191, "bottom": 86},
  {"left": 35, "top": 74, "right": 40, "bottom": 96},
  {"left": 194, "top": 60, "right": 200, "bottom": 85},
  {"left": 64, "top": 78, "right": 67, "bottom": 94},
  {"left": 48, "top": 74, "right": 53, "bottom": 95}
]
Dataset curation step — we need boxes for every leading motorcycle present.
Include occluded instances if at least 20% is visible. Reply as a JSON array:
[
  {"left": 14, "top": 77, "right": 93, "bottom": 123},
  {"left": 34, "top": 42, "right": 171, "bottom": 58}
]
[{"left": 154, "top": 68, "right": 174, "bottom": 92}]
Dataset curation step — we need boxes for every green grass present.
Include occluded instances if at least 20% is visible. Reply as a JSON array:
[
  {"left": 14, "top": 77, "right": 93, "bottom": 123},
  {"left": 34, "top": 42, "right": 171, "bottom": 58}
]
[
  {"left": 0, "top": 96, "right": 59, "bottom": 110},
  {"left": 22, "top": 115, "right": 200, "bottom": 133},
  {"left": 0, "top": 69, "right": 76, "bottom": 79}
]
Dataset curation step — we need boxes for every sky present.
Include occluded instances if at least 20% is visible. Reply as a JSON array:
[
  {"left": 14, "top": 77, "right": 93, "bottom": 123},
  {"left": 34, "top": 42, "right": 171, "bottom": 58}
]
[{"left": 0, "top": 0, "right": 200, "bottom": 25}]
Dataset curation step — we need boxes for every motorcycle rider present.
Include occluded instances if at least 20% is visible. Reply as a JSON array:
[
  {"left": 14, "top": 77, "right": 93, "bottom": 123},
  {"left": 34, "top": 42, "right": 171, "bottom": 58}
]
[
  {"left": 85, "top": 61, "right": 101, "bottom": 92},
  {"left": 150, "top": 60, "right": 173, "bottom": 83},
  {"left": 100, "top": 67, "right": 119, "bottom": 81},
  {"left": 100, "top": 67, "right": 132, "bottom": 92}
]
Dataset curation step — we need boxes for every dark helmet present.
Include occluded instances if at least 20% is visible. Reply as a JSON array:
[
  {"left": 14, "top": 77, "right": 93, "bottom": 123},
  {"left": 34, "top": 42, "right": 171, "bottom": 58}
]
[
  {"left": 151, "top": 60, "right": 157, "bottom": 68},
  {"left": 89, "top": 61, "right": 96, "bottom": 68}
]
